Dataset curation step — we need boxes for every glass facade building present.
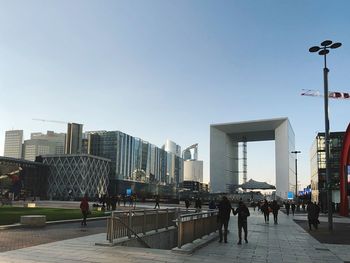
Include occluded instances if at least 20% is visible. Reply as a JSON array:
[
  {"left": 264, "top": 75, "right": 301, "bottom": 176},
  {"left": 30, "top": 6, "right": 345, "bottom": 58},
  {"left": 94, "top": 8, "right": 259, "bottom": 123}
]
[
  {"left": 310, "top": 132, "right": 345, "bottom": 207},
  {"left": 87, "top": 131, "right": 183, "bottom": 196}
]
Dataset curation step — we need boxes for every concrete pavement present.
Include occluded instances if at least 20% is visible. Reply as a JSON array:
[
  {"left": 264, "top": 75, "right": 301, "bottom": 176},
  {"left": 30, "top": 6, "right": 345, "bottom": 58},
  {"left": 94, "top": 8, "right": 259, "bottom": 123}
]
[{"left": 0, "top": 208, "right": 347, "bottom": 263}]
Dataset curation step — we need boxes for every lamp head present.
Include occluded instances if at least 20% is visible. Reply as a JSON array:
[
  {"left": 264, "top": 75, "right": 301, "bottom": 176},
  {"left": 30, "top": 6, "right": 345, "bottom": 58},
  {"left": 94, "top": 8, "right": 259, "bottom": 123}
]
[
  {"left": 330, "top": 42, "right": 342, "bottom": 49},
  {"left": 319, "top": 49, "right": 329, "bottom": 55},
  {"left": 321, "top": 40, "right": 333, "bottom": 46},
  {"left": 309, "top": 46, "right": 320, "bottom": 53}
]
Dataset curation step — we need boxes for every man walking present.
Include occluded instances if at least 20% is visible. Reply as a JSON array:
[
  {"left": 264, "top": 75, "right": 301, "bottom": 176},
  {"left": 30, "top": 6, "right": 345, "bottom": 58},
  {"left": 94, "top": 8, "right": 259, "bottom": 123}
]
[
  {"left": 233, "top": 201, "right": 250, "bottom": 244},
  {"left": 271, "top": 200, "right": 280, "bottom": 224},
  {"left": 217, "top": 196, "right": 232, "bottom": 243}
]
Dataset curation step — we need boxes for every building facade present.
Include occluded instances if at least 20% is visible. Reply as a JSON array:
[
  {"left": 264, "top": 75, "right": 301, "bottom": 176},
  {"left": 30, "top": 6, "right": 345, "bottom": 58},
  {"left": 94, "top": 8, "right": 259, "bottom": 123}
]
[
  {"left": 65, "top": 123, "right": 83, "bottom": 154},
  {"left": 23, "top": 131, "right": 66, "bottom": 161},
  {"left": 41, "top": 154, "right": 110, "bottom": 200},
  {"left": 184, "top": 160, "right": 203, "bottom": 182},
  {"left": 310, "top": 132, "right": 345, "bottom": 207},
  {"left": 87, "top": 131, "right": 183, "bottom": 196},
  {"left": 4, "top": 130, "right": 23, "bottom": 159}
]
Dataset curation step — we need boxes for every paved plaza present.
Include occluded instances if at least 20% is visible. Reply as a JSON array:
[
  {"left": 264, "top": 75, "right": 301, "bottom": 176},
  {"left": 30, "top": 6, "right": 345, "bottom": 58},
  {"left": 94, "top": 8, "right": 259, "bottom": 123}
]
[{"left": 1, "top": 208, "right": 349, "bottom": 263}]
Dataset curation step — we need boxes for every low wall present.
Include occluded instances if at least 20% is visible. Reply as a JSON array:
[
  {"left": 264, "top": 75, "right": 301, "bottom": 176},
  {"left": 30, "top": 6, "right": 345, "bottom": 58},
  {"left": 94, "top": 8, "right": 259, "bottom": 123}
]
[{"left": 113, "top": 226, "right": 177, "bottom": 250}]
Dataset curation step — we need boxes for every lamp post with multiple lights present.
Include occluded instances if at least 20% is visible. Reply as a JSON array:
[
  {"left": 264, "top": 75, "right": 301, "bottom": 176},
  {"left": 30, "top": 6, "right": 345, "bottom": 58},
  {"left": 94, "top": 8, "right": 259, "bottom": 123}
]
[
  {"left": 291, "top": 151, "right": 301, "bottom": 199},
  {"left": 309, "top": 40, "right": 342, "bottom": 231}
]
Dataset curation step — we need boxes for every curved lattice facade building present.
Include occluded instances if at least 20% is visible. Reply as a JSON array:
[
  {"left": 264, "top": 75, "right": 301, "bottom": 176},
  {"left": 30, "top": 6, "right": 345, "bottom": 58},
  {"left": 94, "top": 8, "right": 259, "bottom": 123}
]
[{"left": 42, "top": 154, "right": 110, "bottom": 200}]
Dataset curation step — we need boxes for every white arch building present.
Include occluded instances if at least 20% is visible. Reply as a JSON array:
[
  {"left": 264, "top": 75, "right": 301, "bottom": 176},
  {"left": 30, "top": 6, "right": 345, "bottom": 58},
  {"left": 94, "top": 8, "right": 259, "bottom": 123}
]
[{"left": 210, "top": 118, "right": 296, "bottom": 199}]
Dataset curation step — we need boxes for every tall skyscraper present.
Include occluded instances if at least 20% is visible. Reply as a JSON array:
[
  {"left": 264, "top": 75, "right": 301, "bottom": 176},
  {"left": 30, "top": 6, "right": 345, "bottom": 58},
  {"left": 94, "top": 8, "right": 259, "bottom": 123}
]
[
  {"left": 23, "top": 131, "right": 66, "bottom": 161},
  {"left": 4, "top": 130, "right": 23, "bottom": 158},
  {"left": 65, "top": 123, "right": 83, "bottom": 154}
]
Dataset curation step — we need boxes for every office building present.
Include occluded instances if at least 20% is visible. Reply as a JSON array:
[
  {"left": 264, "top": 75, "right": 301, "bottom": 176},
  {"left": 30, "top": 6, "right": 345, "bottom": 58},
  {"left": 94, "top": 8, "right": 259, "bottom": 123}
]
[
  {"left": 163, "top": 139, "right": 181, "bottom": 157},
  {"left": 310, "top": 131, "right": 345, "bottom": 207},
  {"left": 65, "top": 123, "right": 83, "bottom": 154},
  {"left": 4, "top": 130, "right": 23, "bottom": 159},
  {"left": 184, "top": 160, "right": 203, "bottom": 182},
  {"left": 23, "top": 131, "right": 66, "bottom": 161},
  {"left": 87, "top": 131, "right": 183, "bottom": 196},
  {"left": 41, "top": 154, "right": 110, "bottom": 200}
]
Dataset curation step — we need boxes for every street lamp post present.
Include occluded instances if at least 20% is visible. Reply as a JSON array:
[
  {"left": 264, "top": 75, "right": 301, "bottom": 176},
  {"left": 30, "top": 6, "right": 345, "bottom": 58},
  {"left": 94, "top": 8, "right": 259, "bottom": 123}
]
[
  {"left": 309, "top": 40, "right": 342, "bottom": 231},
  {"left": 291, "top": 151, "right": 301, "bottom": 199}
]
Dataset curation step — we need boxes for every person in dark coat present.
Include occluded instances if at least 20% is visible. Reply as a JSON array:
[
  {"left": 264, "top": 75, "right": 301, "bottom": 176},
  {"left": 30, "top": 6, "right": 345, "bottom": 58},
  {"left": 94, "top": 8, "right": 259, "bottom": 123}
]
[
  {"left": 80, "top": 195, "right": 89, "bottom": 226},
  {"left": 217, "top": 196, "right": 232, "bottom": 243},
  {"left": 291, "top": 202, "right": 296, "bottom": 216},
  {"left": 261, "top": 199, "right": 269, "bottom": 223},
  {"left": 307, "top": 201, "right": 320, "bottom": 230},
  {"left": 195, "top": 197, "right": 202, "bottom": 212},
  {"left": 285, "top": 202, "right": 290, "bottom": 216},
  {"left": 154, "top": 195, "right": 160, "bottom": 209},
  {"left": 185, "top": 198, "right": 190, "bottom": 210},
  {"left": 233, "top": 201, "right": 250, "bottom": 244},
  {"left": 271, "top": 200, "right": 280, "bottom": 224}
]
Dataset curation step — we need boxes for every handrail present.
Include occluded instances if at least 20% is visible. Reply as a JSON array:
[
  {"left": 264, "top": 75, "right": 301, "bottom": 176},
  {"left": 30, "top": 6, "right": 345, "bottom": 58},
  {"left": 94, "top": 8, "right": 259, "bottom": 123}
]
[{"left": 113, "top": 216, "right": 151, "bottom": 248}]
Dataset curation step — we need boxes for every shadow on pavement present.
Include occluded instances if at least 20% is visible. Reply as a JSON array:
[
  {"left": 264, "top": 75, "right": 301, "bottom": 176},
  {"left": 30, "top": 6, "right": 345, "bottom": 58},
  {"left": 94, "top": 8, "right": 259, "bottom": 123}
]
[{"left": 294, "top": 219, "right": 350, "bottom": 245}]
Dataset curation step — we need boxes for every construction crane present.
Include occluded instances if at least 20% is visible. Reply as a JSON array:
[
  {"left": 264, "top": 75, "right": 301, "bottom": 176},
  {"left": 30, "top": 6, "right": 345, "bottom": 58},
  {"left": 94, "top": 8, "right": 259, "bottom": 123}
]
[
  {"left": 32, "top": 118, "right": 68, "bottom": 124},
  {"left": 301, "top": 89, "right": 350, "bottom": 99}
]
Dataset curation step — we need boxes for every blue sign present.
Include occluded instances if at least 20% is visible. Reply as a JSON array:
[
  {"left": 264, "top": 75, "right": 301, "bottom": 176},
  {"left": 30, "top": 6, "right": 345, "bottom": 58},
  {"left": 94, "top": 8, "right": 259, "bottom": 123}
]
[
  {"left": 126, "top": 188, "right": 132, "bottom": 196},
  {"left": 287, "top": 192, "right": 294, "bottom": 200}
]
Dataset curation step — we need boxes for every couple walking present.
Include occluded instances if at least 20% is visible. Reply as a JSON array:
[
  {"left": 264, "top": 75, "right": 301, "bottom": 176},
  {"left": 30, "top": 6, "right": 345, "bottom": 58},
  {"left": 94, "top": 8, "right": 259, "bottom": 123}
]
[{"left": 217, "top": 196, "right": 250, "bottom": 245}]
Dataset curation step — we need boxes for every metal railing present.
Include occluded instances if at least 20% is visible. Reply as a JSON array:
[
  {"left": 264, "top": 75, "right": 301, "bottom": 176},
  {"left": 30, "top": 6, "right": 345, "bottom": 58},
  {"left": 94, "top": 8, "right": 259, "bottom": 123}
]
[
  {"left": 176, "top": 210, "right": 218, "bottom": 248},
  {"left": 106, "top": 208, "right": 218, "bottom": 249},
  {"left": 107, "top": 208, "right": 178, "bottom": 243}
]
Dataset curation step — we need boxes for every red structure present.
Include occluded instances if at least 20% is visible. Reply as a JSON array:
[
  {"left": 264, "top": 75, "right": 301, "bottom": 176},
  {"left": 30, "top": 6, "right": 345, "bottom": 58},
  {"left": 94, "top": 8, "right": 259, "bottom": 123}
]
[{"left": 340, "top": 123, "right": 350, "bottom": 216}]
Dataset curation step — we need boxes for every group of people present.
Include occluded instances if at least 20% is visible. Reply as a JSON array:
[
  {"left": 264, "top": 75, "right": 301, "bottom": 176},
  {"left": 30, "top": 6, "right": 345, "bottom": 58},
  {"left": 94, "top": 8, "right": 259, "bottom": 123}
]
[{"left": 217, "top": 196, "right": 250, "bottom": 245}]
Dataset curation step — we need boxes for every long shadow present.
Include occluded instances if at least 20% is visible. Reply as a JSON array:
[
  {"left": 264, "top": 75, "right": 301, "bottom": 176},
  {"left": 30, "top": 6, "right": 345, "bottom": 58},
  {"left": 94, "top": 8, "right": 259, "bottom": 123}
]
[{"left": 294, "top": 219, "right": 350, "bottom": 245}]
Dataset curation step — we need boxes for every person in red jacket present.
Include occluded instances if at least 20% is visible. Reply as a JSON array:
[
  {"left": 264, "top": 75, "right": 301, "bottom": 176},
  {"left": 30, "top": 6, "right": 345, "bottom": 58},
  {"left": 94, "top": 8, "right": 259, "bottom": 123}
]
[{"left": 80, "top": 195, "right": 89, "bottom": 226}]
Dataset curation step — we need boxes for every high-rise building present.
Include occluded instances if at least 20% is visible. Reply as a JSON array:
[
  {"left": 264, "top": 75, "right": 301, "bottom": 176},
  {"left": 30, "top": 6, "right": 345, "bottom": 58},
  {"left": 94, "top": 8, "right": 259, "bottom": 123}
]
[
  {"left": 183, "top": 160, "right": 203, "bottom": 182},
  {"left": 87, "top": 130, "right": 183, "bottom": 195},
  {"left": 310, "top": 131, "right": 345, "bottom": 207},
  {"left": 24, "top": 139, "right": 50, "bottom": 161},
  {"left": 4, "top": 130, "right": 23, "bottom": 158},
  {"left": 23, "top": 131, "right": 66, "bottom": 161},
  {"left": 163, "top": 139, "right": 181, "bottom": 157},
  {"left": 65, "top": 123, "right": 83, "bottom": 154}
]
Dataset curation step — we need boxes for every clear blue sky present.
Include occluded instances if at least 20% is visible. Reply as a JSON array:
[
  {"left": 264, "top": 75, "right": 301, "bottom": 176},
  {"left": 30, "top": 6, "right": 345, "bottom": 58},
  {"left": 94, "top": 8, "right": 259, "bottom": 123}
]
[{"left": 1, "top": 1, "right": 349, "bottom": 187}]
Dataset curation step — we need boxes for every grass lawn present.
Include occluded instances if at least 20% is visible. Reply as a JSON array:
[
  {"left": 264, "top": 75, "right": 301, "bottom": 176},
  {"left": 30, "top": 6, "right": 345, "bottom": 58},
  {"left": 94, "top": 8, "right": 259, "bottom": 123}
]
[{"left": 0, "top": 206, "right": 106, "bottom": 225}]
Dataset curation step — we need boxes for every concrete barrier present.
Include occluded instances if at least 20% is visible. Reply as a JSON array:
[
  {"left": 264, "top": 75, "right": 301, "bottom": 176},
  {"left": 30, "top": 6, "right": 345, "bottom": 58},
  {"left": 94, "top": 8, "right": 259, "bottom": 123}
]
[
  {"left": 20, "top": 215, "right": 46, "bottom": 227},
  {"left": 24, "top": 203, "right": 36, "bottom": 208}
]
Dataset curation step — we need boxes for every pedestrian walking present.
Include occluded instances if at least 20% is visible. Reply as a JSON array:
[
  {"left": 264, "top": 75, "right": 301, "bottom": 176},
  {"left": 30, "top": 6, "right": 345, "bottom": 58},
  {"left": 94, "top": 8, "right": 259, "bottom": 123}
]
[
  {"left": 185, "top": 198, "right": 190, "bottom": 210},
  {"left": 154, "top": 195, "right": 160, "bottom": 209},
  {"left": 195, "top": 197, "right": 202, "bottom": 212},
  {"left": 233, "top": 201, "right": 250, "bottom": 244},
  {"left": 307, "top": 201, "right": 320, "bottom": 230},
  {"left": 80, "top": 194, "right": 89, "bottom": 227},
  {"left": 209, "top": 199, "right": 216, "bottom": 210},
  {"left": 252, "top": 202, "right": 256, "bottom": 211},
  {"left": 261, "top": 199, "right": 270, "bottom": 223},
  {"left": 217, "top": 196, "right": 232, "bottom": 243},
  {"left": 291, "top": 202, "right": 296, "bottom": 216},
  {"left": 285, "top": 202, "right": 290, "bottom": 215},
  {"left": 271, "top": 200, "right": 280, "bottom": 224}
]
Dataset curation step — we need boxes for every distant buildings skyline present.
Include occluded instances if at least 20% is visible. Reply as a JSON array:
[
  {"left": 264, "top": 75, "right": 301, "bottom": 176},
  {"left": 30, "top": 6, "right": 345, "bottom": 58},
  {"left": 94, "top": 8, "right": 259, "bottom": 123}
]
[{"left": 4, "top": 130, "right": 23, "bottom": 159}]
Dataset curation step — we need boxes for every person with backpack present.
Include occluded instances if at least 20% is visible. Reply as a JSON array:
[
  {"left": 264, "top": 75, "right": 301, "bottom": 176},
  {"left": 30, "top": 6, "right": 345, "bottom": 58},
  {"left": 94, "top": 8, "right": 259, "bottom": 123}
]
[{"left": 233, "top": 201, "right": 250, "bottom": 244}]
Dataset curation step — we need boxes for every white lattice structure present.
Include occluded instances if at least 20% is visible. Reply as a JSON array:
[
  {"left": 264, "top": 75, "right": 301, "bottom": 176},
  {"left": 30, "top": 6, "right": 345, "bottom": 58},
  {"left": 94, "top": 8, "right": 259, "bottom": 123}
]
[{"left": 42, "top": 154, "right": 110, "bottom": 200}]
